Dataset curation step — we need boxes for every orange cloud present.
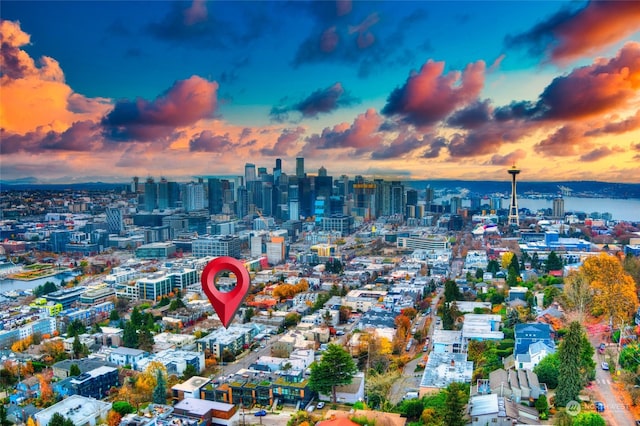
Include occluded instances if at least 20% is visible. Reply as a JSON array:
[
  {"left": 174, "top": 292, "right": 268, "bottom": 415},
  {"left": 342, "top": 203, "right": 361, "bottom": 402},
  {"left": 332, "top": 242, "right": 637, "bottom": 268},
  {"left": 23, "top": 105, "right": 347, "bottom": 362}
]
[{"left": 0, "top": 20, "right": 111, "bottom": 134}]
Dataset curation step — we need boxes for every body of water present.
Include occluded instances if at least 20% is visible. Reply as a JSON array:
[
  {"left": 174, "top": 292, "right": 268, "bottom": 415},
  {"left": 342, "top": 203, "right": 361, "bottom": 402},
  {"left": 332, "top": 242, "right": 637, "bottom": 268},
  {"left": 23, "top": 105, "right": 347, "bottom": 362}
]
[
  {"left": 517, "top": 197, "right": 640, "bottom": 222},
  {"left": 0, "top": 271, "right": 79, "bottom": 293}
]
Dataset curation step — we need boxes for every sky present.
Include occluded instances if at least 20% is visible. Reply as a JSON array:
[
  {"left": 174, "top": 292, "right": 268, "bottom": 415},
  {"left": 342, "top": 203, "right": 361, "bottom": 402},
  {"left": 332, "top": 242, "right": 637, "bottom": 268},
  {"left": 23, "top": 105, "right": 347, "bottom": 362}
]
[{"left": 1, "top": 0, "right": 640, "bottom": 184}]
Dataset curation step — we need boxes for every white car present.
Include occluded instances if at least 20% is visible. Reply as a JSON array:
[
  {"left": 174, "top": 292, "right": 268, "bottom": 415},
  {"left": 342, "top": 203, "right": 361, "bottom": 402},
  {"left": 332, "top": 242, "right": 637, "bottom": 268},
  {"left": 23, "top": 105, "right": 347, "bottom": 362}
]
[
  {"left": 601, "top": 362, "right": 609, "bottom": 371},
  {"left": 317, "top": 402, "right": 325, "bottom": 409}
]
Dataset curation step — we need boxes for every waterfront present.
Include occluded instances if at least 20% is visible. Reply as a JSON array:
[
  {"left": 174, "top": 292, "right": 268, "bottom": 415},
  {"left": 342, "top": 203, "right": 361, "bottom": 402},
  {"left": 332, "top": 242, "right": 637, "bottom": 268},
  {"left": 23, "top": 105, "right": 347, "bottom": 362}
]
[
  {"left": 517, "top": 197, "right": 640, "bottom": 222},
  {"left": 0, "top": 271, "right": 79, "bottom": 293}
]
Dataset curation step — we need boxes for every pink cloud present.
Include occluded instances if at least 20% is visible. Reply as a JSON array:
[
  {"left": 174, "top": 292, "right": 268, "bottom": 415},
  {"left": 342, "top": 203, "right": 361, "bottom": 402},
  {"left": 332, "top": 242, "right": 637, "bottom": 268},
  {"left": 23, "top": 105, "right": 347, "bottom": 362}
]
[
  {"left": 101, "top": 75, "right": 218, "bottom": 141},
  {"left": 261, "top": 127, "right": 305, "bottom": 156},
  {"left": 485, "top": 149, "right": 527, "bottom": 166},
  {"left": 534, "top": 125, "right": 592, "bottom": 157},
  {"left": 183, "top": 0, "right": 208, "bottom": 26},
  {"left": 320, "top": 26, "right": 339, "bottom": 53},
  {"left": 580, "top": 145, "right": 624, "bottom": 162},
  {"left": 382, "top": 59, "right": 486, "bottom": 126},
  {"left": 303, "top": 108, "right": 384, "bottom": 155}
]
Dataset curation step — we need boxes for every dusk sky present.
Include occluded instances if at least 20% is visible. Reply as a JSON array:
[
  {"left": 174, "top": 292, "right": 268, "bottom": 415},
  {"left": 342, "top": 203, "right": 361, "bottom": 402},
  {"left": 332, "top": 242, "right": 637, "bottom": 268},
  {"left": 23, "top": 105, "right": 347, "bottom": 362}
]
[{"left": 1, "top": 1, "right": 640, "bottom": 184}]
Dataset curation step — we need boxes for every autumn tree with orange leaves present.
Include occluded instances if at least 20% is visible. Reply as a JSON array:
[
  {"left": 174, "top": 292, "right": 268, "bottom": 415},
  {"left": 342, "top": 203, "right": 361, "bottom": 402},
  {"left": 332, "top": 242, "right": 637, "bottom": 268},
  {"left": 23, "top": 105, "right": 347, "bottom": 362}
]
[
  {"left": 272, "top": 280, "right": 308, "bottom": 301},
  {"left": 581, "top": 252, "right": 639, "bottom": 326}
]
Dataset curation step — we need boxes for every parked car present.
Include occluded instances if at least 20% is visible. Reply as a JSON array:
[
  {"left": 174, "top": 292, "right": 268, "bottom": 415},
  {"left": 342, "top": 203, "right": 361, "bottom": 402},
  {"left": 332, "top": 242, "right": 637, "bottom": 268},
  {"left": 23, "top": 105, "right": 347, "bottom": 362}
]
[
  {"left": 595, "top": 401, "right": 605, "bottom": 412},
  {"left": 601, "top": 361, "right": 609, "bottom": 371},
  {"left": 306, "top": 405, "right": 315, "bottom": 412},
  {"left": 254, "top": 410, "right": 267, "bottom": 417},
  {"left": 317, "top": 402, "right": 325, "bottom": 409},
  {"left": 598, "top": 343, "right": 606, "bottom": 354}
]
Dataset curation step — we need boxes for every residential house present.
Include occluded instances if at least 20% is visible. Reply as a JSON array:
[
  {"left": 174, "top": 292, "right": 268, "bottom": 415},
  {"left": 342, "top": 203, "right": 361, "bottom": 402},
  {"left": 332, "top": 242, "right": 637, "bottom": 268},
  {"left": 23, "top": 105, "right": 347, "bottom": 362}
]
[
  {"left": 108, "top": 346, "right": 147, "bottom": 368},
  {"left": 468, "top": 393, "right": 539, "bottom": 426},
  {"left": 173, "top": 397, "right": 239, "bottom": 426},
  {"left": 52, "top": 358, "right": 115, "bottom": 379},
  {"left": 514, "top": 323, "right": 554, "bottom": 355},
  {"left": 172, "top": 376, "right": 211, "bottom": 402},
  {"left": 69, "top": 366, "right": 119, "bottom": 399},
  {"left": 488, "top": 368, "right": 547, "bottom": 403},
  {"left": 505, "top": 341, "right": 556, "bottom": 371},
  {"left": 137, "top": 348, "right": 205, "bottom": 375},
  {"left": 319, "top": 372, "right": 365, "bottom": 404},
  {"left": 419, "top": 352, "right": 473, "bottom": 395},
  {"left": 10, "top": 377, "right": 40, "bottom": 403},
  {"left": 462, "top": 314, "right": 504, "bottom": 343},
  {"left": 431, "top": 329, "right": 464, "bottom": 354}
]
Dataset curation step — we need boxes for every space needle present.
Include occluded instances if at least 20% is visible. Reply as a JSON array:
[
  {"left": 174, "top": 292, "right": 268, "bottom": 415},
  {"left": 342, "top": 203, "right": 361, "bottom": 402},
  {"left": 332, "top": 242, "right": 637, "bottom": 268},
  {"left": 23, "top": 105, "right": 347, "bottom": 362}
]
[{"left": 508, "top": 165, "right": 520, "bottom": 227}]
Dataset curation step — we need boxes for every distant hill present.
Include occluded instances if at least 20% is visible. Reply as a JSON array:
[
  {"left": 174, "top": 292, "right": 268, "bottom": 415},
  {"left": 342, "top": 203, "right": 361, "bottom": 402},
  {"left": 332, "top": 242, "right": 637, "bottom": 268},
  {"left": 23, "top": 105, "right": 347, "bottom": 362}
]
[{"left": 0, "top": 180, "right": 128, "bottom": 191}]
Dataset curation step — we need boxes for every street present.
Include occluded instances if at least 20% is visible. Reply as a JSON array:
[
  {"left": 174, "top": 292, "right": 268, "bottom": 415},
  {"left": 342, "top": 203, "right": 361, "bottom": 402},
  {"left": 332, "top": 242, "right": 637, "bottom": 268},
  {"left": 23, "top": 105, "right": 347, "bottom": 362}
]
[{"left": 587, "top": 327, "right": 636, "bottom": 426}]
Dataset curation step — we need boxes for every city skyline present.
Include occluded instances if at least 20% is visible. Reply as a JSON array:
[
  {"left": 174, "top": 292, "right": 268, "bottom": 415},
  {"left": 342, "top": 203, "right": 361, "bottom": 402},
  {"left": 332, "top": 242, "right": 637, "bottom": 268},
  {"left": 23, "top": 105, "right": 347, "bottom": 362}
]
[{"left": 1, "top": 1, "right": 640, "bottom": 184}]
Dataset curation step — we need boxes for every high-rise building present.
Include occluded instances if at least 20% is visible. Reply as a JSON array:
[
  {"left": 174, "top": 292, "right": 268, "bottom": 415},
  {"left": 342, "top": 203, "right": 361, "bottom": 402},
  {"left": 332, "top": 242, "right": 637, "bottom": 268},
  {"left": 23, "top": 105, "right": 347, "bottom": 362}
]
[
  {"left": 245, "top": 163, "right": 256, "bottom": 183},
  {"left": 131, "top": 176, "right": 140, "bottom": 193},
  {"left": 157, "top": 177, "right": 169, "bottom": 210},
  {"left": 296, "top": 157, "right": 305, "bottom": 178},
  {"left": 237, "top": 185, "right": 248, "bottom": 218},
  {"left": 144, "top": 177, "right": 157, "bottom": 212},
  {"left": 553, "top": 197, "right": 564, "bottom": 219},
  {"left": 208, "top": 178, "right": 223, "bottom": 214},
  {"left": 106, "top": 206, "right": 125, "bottom": 234},
  {"left": 406, "top": 189, "right": 418, "bottom": 206},
  {"left": 425, "top": 186, "right": 434, "bottom": 205},
  {"left": 318, "top": 166, "right": 327, "bottom": 177},
  {"left": 182, "top": 182, "right": 205, "bottom": 212},
  {"left": 450, "top": 196, "right": 462, "bottom": 215},
  {"left": 508, "top": 165, "right": 521, "bottom": 227}
]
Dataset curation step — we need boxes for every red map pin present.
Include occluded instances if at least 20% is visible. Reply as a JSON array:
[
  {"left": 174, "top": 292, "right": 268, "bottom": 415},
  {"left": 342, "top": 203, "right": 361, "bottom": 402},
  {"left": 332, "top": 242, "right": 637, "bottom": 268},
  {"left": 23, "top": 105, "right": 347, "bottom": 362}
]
[{"left": 201, "top": 256, "right": 251, "bottom": 328}]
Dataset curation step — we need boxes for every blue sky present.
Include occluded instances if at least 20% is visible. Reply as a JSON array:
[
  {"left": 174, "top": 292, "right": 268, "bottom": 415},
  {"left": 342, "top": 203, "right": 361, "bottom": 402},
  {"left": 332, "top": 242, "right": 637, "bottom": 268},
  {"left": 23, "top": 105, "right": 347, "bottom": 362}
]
[{"left": 1, "top": 1, "right": 639, "bottom": 183}]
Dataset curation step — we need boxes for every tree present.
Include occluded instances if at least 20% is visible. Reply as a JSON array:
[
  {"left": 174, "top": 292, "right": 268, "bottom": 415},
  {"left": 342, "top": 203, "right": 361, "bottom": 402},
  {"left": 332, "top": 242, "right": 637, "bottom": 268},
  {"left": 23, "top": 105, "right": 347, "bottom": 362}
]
[
  {"left": 69, "top": 363, "right": 81, "bottom": 377},
  {"left": 182, "top": 364, "right": 198, "bottom": 380},
  {"left": 475, "top": 268, "right": 484, "bottom": 280},
  {"left": 284, "top": 312, "right": 301, "bottom": 328},
  {"left": 581, "top": 252, "right": 639, "bottom": 326},
  {"left": 308, "top": 343, "right": 358, "bottom": 403},
  {"left": 106, "top": 410, "right": 122, "bottom": 426},
  {"left": 152, "top": 368, "right": 166, "bottom": 404},
  {"left": 72, "top": 335, "right": 83, "bottom": 359},
  {"left": 138, "top": 328, "right": 154, "bottom": 353},
  {"left": 545, "top": 251, "right": 563, "bottom": 272},
  {"left": 502, "top": 252, "right": 515, "bottom": 270},
  {"left": 619, "top": 343, "right": 640, "bottom": 371},
  {"left": 535, "top": 394, "right": 548, "bottom": 414},
  {"left": 534, "top": 353, "right": 559, "bottom": 389},
  {"left": 531, "top": 252, "right": 541, "bottom": 270},
  {"left": 579, "top": 334, "right": 596, "bottom": 384},
  {"left": 563, "top": 270, "right": 592, "bottom": 320},
  {"left": 573, "top": 412, "right": 605, "bottom": 426},
  {"left": 66, "top": 319, "right": 86, "bottom": 337},
  {"left": 487, "top": 259, "right": 500, "bottom": 275},
  {"left": 130, "top": 306, "right": 143, "bottom": 329},
  {"left": 112, "top": 401, "right": 135, "bottom": 416},
  {"left": 442, "top": 382, "right": 468, "bottom": 426},
  {"left": 109, "top": 309, "right": 120, "bottom": 322},
  {"left": 47, "top": 412, "right": 74, "bottom": 426},
  {"left": 444, "top": 280, "right": 461, "bottom": 302},
  {"left": 0, "top": 403, "right": 9, "bottom": 426},
  {"left": 509, "top": 252, "right": 520, "bottom": 274},
  {"left": 243, "top": 307, "right": 255, "bottom": 323},
  {"left": 122, "top": 321, "right": 138, "bottom": 348},
  {"left": 555, "top": 321, "right": 584, "bottom": 406}
]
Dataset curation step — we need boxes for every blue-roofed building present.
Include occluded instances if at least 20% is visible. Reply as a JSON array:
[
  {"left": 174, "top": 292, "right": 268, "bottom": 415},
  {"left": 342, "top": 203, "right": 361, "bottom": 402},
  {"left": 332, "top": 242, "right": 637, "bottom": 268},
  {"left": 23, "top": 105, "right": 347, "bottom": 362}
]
[{"left": 514, "top": 323, "right": 554, "bottom": 355}]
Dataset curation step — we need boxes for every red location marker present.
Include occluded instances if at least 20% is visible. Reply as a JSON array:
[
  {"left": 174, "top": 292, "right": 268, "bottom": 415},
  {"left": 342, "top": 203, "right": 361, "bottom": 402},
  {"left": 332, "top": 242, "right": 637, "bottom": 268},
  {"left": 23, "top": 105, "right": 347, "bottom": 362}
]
[{"left": 201, "top": 256, "right": 251, "bottom": 328}]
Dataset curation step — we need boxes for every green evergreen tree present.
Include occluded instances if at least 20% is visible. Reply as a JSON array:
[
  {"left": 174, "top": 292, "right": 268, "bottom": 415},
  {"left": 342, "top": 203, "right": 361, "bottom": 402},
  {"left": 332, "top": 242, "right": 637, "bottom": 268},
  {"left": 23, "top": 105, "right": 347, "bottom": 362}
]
[
  {"left": 69, "top": 363, "right": 81, "bottom": 377},
  {"left": 122, "top": 321, "right": 139, "bottom": 348},
  {"left": 48, "top": 412, "right": 74, "bottom": 426},
  {"left": 444, "top": 280, "right": 461, "bottom": 302},
  {"left": 535, "top": 394, "right": 548, "bottom": 414},
  {"left": 573, "top": 412, "right": 605, "bottom": 426},
  {"left": 182, "top": 364, "right": 198, "bottom": 380},
  {"left": 442, "top": 382, "right": 468, "bottom": 426},
  {"left": 487, "top": 259, "right": 500, "bottom": 275},
  {"left": 531, "top": 252, "right": 540, "bottom": 270},
  {"left": 110, "top": 309, "right": 120, "bottom": 322},
  {"left": 130, "top": 306, "right": 142, "bottom": 329},
  {"left": 152, "top": 369, "right": 166, "bottom": 404},
  {"left": 67, "top": 319, "right": 86, "bottom": 337},
  {"left": 308, "top": 343, "right": 358, "bottom": 402},
  {"left": 509, "top": 253, "right": 520, "bottom": 274},
  {"left": 579, "top": 333, "right": 596, "bottom": 384},
  {"left": 475, "top": 268, "right": 484, "bottom": 280},
  {"left": 0, "top": 403, "right": 10, "bottom": 426},
  {"left": 72, "top": 335, "right": 83, "bottom": 359},
  {"left": 555, "top": 321, "right": 584, "bottom": 406},
  {"left": 138, "top": 328, "right": 154, "bottom": 352},
  {"left": 545, "top": 251, "right": 563, "bottom": 272}
]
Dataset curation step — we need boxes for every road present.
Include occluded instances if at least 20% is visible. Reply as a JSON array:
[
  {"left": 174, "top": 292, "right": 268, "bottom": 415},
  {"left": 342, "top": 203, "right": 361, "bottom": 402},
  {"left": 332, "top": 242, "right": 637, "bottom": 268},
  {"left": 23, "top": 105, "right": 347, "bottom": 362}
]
[{"left": 587, "top": 327, "right": 636, "bottom": 426}]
